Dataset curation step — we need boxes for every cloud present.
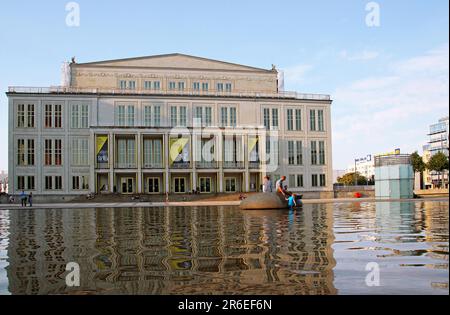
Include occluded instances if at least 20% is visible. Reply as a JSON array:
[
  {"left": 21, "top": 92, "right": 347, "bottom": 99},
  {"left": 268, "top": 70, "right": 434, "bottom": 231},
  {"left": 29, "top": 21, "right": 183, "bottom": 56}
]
[
  {"left": 333, "top": 43, "right": 449, "bottom": 168},
  {"left": 283, "top": 64, "right": 313, "bottom": 84},
  {"left": 340, "top": 50, "right": 380, "bottom": 61}
]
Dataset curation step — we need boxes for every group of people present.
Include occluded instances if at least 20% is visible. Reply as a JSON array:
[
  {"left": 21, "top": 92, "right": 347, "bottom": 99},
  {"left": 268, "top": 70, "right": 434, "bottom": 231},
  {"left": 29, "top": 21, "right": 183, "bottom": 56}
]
[
  {"left": 9, "top": 191, "right": 33, "bottom": 207},
  {"left": 262, "top": 175, "right": 302, "bottom": 210}
]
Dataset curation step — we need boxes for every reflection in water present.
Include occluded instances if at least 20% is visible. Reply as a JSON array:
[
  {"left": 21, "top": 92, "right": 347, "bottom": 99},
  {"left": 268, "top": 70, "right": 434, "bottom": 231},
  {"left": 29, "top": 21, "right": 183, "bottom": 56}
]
[
  {"left": 333, "top": 201, "right": 448, "bottom": 295},
  {"left": 3, "top": 205, "right": 337, "bottom": 295}
]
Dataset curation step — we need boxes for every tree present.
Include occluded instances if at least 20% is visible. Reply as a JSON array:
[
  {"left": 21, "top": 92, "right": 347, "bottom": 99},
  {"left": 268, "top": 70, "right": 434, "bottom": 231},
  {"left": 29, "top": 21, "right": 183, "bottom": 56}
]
[
  {"left": 337, "top": 172, "right": 368, "bottom": 186},
  {"left": 427, "top": 152, "right": 449, "bottom": 188},
  {"left": 411, "top": 151, "right": 426, "bottom": 189}
]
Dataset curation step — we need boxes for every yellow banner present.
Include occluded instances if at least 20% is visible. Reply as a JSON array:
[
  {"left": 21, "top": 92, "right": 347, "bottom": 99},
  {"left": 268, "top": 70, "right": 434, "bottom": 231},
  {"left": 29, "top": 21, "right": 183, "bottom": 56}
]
[
  {"left": 169, "top": 138, "right": 189, "bottom": 165},
  {"left": 248, "top": 138, "right": 258, "bottom": 153},
  {"left": 96, "top": 136, "right": 108, "bottom": 155}
]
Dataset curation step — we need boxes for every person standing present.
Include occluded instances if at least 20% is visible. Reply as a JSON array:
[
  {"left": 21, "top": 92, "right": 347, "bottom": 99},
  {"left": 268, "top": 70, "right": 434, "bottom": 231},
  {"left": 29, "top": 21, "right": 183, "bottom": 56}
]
[
  {"left": 28, "top": 192, "right": 33, "bottom": 207},
  {"left": 263, "top": 176, "right": 273, "bottom": 193},
  {"left": 20, "top": 191, "right": 27, "bottom": 207}
]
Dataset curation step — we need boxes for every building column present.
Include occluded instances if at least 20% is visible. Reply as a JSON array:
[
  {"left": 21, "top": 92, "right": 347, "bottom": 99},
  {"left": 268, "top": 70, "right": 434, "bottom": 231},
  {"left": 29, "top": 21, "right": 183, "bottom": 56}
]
[
  {"left": 164, "top": 133, "right": 170, "bottom": 193},
  {"left": 109, "top": 132, "right": 114, "bottom": 193},
  {"left": 217, "top": 134, "right": 224, "bottom": 193},
  {"left": 137, "top": 133, "right": 142, "bottom": 193},
  {"left": 89, "top": 131, "right": 95, "bottom": 193}
]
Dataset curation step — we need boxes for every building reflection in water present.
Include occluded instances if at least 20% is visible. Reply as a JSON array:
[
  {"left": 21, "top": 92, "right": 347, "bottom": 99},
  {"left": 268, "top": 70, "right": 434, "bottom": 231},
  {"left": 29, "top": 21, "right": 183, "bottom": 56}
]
[{"left": 6, "top": 205, "right": 336, "bottom": 295}]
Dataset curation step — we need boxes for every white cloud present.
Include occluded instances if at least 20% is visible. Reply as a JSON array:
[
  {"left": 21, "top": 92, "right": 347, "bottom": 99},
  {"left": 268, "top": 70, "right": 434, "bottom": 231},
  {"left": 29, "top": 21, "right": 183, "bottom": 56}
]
[
  {"left": 333, "top": 43, "right": 449, "bottom": 168},
  {"left": 340, "top": 50, "right": 380, "bottom": 61},
  {"left": 283, "top": 64, "right": 313, "bottom": 84}
]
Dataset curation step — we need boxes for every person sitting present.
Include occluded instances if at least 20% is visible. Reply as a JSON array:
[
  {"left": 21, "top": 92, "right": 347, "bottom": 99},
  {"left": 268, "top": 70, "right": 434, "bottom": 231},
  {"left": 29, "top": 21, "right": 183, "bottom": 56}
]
[{"left": 275, "top": 176, "right": 292, "bottom": 197}]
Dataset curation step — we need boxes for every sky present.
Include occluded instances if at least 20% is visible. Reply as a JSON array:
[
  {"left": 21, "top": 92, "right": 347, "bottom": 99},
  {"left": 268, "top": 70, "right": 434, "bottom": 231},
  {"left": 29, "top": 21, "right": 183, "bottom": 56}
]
[{"left": 0, "top": 0, "right": 448, "bottom": 171}]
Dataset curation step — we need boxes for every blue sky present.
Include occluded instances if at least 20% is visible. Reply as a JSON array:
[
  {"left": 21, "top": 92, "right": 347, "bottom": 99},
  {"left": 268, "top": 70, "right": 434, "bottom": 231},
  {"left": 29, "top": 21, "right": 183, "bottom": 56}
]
[{"left": 0, "top": 0, "right": 448, "bottom": 171}]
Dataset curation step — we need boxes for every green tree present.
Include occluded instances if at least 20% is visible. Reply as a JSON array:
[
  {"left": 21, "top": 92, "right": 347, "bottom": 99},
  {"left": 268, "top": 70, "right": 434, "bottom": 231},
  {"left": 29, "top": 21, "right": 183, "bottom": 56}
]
[
  {"left": 411, "top": 151, "right": 426, "bottom": 189},
  {"left": 427, "top": 152, "right": 449, "bottom": 188},
  {"left": 337, "top": 172, "right": 368, "bottom": 186}
]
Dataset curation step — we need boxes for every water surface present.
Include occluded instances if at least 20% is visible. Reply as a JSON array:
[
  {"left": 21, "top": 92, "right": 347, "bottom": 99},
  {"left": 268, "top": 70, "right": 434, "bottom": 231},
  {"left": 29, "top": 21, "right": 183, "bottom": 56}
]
[{"left": 0, "top": 201, "right": 448, "bottom": 295}]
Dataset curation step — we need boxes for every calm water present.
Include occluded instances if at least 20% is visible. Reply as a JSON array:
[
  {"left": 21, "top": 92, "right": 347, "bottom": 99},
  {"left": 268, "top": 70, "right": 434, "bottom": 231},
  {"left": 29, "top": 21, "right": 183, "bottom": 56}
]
[{"left": 0, "top": 201, "right": 448, "bottom": 295}]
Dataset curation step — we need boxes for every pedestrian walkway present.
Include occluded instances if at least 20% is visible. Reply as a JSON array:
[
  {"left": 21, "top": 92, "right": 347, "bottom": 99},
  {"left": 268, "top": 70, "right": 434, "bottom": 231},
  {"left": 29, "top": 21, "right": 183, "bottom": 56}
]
[{"left": 0, "top": 197, "right": 447, "bottom": 210}]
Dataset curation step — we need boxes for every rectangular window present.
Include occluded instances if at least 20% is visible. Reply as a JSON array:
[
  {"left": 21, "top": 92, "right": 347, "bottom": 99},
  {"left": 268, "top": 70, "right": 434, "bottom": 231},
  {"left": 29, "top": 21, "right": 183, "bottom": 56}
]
[
  {"left": 127, "top": 106, "right": 135, "bottom": 126},
  {"left": 72, "top": 176, "right": 89, "bottom": 190},
  {"left": 27, "top": 176, "right": 35, "bottom": 190},
  {"left": 153, "top": 81, "right": 161, "bottom": 90},
  {"left": 199, "top": 177, "right": 212, "bottom": 193},
  {"left": 117, "top": 139, "right": 136, "bottom": 168},
  {"left": 319, "top": 141, "right": 325, "bottom": 165},
  {"left": 263, "top": 108, "right": 270, "bottom": 129},
  {"left": 225, "top": 178, "right": 237, "bottom": 192},
  {"left": 178, "top": 82, "right": 185, "bottom": 91},
  {"left": 288, "top": 141, "right": 295, "bottom": 165},
  {"left": 272, "top": 108, "right": 279, "bottom": 129},
  {"left": 174, "top": 177, "right": 186, "bottom": 193},
  {"left": 116, "top": 105, "right": 134, "bottom": 127},
  {"left": 230, "top": 107, "right": 237, "bottom": 127},
  {"left": 217, "top": 83, "right": 224, "bottom": 92},
  {"left": 318, "top": 110, "right": 325, "bottom": 131},
  {"left": 148, "top": 177, "right": 160, "bottom": 193},
  {"left": 205, "top": 107, "right": 212, "bottom": 126},
  {"left": 289, "top": 175, "right": 296, "bottom": 188},
  {"left": 221, "top": 107, "right": 228, "bottom": 127},
  {"left": 18, "top": 176, "right": 25, "bottom": 190},
  {"left": 128, "top": 81, "right": 136, "bottom": 90},
  {"left": 55, "top": 140, "right": 62, "bottom": 166},
  {"left": 193, "top": 82, "right": 200, "bottom": 91},
  {"left": 295, "top": 109, "right": 302, "bottom": 130},
  {"left": 311, "top": 141, "right": 318, "bottom": 165},
  {"left": 154, "top": 106, "right": 161, "bottom": 127},
  {"left": 310, "top": 110, "right": 316, "bottom": 131},
  {"left": 45, "top": 139, "right": 52, "bottom": 166},
  {"left": 45, "top": 176, "right": 53, "bottom": 190},
  {"left": 55, "top": 176, "right": 63, "bottom": 190},
  {"left": 179, "top": 106, "right": 187, "bottom": 127},
  {"left": 287, "top": 109, "right": 294, "bottom": 131},
  {"left": 171, "top": 106, "right": 178, "bottom": 127},
  {"left": 296, "top": 141, "right": 303, "bottom": 165},
  {"left": 17, "top": 104, "right": 25, "bottom": 128},
  {"left": 27, "top": 139, "right": 35, "bottom": 166},
  {"left": 144, "top": 106, "right": 152, "bottom": 126},
  {"left": 312, "top": 174, "right": 318, "bottom": 187},
  {"left": 143, "top": 139, "right": 163, "bottom": 168},
  {"left": 225, "top": 83, "right": 232, "bottom": 92},
  {"left": 144, "top": 81, "right": 152, "bottom": 90},
  {"left": 72, "top": 139, "right": 88, "bottom": 166},
  {"left": 71, "top": 104, "right": 89, "bottom": 129},
  {"left": 320, "top": 174, "right": 326, "bottom": 187},
  {"left": 54, "top": 104, "right": 62, "bottom": 128},
  {"left": 202, "top": 83, "right": 209, "bottom": 91},
  {"left": 45, "top": 104, "right": 52, "bottom": 128},
  {"left": 297, "top": 175, "right": 304, "bottom": 188},
  {"left": 17, "top": 139, "right": 25, "bottom": 166},
  {"left": 169, "top": 82, "right": 176, "bottom": 90},
  {"left": 120, "top": 80, "right": 127, "bottom": 89},
  {"left": 195, "top": 107, "right": 203, "bottom": 125},
  {"left": 27, "top": 104, "right": 35, "bottom": 128}
]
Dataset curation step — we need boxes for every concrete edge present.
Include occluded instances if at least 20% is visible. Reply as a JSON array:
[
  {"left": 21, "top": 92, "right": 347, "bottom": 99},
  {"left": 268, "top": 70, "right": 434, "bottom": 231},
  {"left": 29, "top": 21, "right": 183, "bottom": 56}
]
[{"left": 0, "top": 197, "right": 448, "bottom": 210}]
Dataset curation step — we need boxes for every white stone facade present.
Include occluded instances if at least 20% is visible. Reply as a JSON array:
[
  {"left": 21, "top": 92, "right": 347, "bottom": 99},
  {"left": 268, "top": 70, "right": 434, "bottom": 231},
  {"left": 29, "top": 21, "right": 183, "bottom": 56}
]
[{"left": 7, "top": 54, "right": 333, "bottom": 196}]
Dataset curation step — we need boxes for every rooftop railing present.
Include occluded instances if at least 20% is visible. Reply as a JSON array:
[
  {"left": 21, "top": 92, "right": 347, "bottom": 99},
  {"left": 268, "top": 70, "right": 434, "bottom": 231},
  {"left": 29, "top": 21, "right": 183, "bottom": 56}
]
[{"left": 8, "top": 86, "right": 331, "bottom": 101}]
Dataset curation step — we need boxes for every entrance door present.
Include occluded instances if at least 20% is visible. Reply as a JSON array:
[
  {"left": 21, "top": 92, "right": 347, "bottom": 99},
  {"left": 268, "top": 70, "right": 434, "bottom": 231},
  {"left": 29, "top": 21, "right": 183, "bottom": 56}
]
[
  {"left": 148, "top": 177, "right": 160, "bottom": 193},
  {"left": 174, "top": 177, "right": 186, "bottom": 193},
  {"left": 121, "top": 177, "right": 134, "bottom": 194},
  {"left": 225, "top": 177, "right": 237, "bottom": 193},
  {"left": 199, "top": 177, "right": 211, "bottom": 193}
]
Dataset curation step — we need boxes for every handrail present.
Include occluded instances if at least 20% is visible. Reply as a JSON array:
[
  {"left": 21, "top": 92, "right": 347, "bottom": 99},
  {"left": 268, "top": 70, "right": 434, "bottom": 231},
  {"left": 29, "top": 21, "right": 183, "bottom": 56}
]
[{"left": 8, "top": 86, "right": 331, "bottom": 101}]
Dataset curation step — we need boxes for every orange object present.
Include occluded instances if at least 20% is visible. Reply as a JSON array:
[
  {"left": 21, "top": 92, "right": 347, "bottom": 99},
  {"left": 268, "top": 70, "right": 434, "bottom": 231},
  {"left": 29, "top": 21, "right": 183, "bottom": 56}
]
[{"left": 354, "top": 192, "right": 362, "bottom": 198}]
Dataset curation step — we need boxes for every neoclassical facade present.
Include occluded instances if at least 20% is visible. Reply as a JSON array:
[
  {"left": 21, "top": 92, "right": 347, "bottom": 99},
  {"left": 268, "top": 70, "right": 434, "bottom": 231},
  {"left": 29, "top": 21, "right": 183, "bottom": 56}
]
[{"left": 7, "top": 54, "right": 333, "bottom": 197}]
